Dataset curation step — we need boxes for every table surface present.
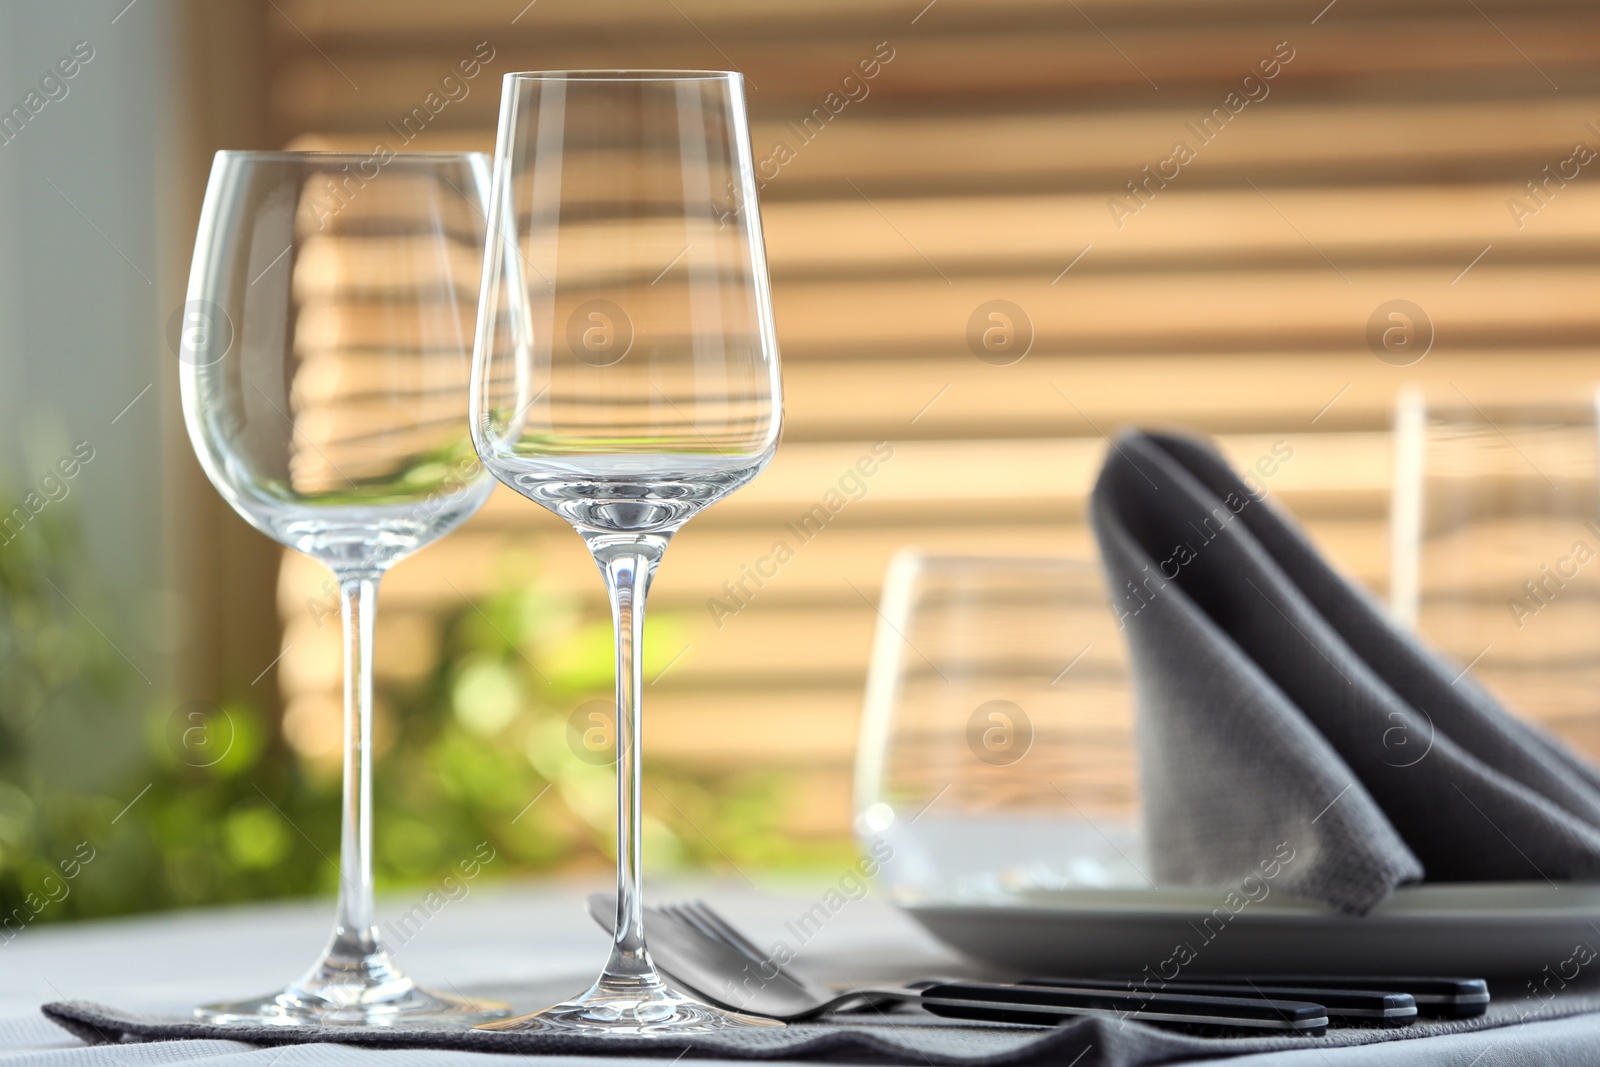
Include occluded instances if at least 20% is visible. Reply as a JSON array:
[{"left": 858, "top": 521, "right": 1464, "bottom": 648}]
[{"left": 6, "top": 877, "right": 1599, "bottom": 1066}]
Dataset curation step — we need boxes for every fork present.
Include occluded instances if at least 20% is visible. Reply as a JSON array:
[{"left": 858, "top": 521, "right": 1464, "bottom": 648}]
[
  {"left": 583, "top": 894, "right": 912, "bottom": 1019},
  {"left": 658, "top": 899, "right": 900, "bottom": 1012}
]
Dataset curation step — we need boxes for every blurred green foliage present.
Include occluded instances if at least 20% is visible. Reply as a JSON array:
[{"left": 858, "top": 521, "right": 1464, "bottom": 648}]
[{"left": 0, "top": 500, "right": 852, "bottom": 932}]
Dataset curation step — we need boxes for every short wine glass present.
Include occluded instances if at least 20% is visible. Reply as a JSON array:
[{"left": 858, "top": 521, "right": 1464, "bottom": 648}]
[
  {"left": 469, "top": 71, "right": 782, "bottom": 1034},
  {"left": 853, "top": 552, "right": 1141, "bottom": 902},
  {"left": 179, "top": 151, "right": 506, "bottom": 1026}
]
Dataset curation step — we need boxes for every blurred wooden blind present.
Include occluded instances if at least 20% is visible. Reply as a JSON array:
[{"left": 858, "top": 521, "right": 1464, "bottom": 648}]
[{"left": 261, "top": 0, "right": 1600, "bottom": 838}]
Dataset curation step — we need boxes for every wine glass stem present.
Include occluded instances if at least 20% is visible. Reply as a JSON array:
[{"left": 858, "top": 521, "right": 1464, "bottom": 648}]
[
  {"left": 593, "top": 538, "right": 667, "bottom": 986},
  {"left": 331, "top": 574, "right": 381, "bottom": 960}
]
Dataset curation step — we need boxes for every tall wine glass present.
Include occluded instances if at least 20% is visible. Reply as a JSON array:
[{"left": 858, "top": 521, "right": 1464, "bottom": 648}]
[
  {"left": 1391, "top": 387, "right": 1600, "bottom": 760},
  {"left": 179, "top": 151, "right": 505, "bottom": 1026},
  {"left": 470, "top": 71, "right": 782, "bottom": 1034}
]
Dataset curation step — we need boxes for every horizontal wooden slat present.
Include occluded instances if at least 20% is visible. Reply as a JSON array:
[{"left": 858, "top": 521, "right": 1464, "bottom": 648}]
[
  {"left": 778, "top": 350, "right": 1600, "bottom": 440},
  {"left": 269, "top": 342, "right": 1600, "bottom": 448},
  {"left": 763, "top": 267, "right": 1600, "bottom": 355},
  {"left": 271, "top": 0, "right": 1600, "bottom": 129},
  {"left": 298, "top": 185, "right": 1600, "bottom": 282},
  {"left": 287, "top": 261, "right": 1600, "bottom": 363},
  {"left": 292, "top": 92, "right": 1600, "bottom": 195},
  {"left": 279, "top": 0, "right": 1597, "bottom": 36},
  {"left": 764, "top": 187, "right": 1600, "bottom": 276}
]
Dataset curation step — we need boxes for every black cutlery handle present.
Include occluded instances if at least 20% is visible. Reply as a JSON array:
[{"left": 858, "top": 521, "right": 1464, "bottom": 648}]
[
  {"left": 1025, "top": 977, "right": 1417, "bottom": 1027},
  {"left": 1094, "top": 973, "right": 1488, "bottom": 1019},
  {"left": 1188, "top": 975, "right": 1487, "bottom": 1018},
  {"left": 917, "top": 982, "right": 1328, "bottom": 1035}
]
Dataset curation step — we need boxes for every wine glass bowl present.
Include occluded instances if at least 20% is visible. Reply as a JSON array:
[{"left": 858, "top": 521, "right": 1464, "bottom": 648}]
[
  {"left": 185, "top": 153, "right": 496, "bottom": 577},
  {"left": 472, "top": 73, "right": 780, "bottom": 539},
  {"left": 180, "top": 151, "right": 505, "bottom": 1026},
  {"left": 470, "top": 70, "right": 782, "bottom": 1034}
]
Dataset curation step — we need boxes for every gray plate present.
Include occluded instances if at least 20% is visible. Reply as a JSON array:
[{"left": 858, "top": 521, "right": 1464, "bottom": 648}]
[{"left": 902, "top": 882, "right": 1600, "bottom": 978}]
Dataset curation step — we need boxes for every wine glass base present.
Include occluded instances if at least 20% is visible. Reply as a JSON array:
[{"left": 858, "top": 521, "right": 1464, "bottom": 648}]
[
  {"left": 196, "top": 983, "right": 508, "bottom": 1028},
  {"left": 476, "top": 981, "right": 782, "bottom": 1035}
]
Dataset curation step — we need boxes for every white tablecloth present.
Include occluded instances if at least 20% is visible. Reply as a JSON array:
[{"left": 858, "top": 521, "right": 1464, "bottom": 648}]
[
  {"left": 7, "top": 879, "right": 1599, "bottom": 1066},
  {"left": 3, "top": 878, "right": 959, "bottom": 1065}
]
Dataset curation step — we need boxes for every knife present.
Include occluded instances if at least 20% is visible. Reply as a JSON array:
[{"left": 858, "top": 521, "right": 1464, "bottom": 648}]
[
  {"left": 1027, "top": 977, "right": 1416, "bottom": 1027},
  {"left": 1150, "top": 974, "right": 1489, "bottom": 1018},
  {"left": 917, "top": 981, "right": 1329, "bottom": 1035}
]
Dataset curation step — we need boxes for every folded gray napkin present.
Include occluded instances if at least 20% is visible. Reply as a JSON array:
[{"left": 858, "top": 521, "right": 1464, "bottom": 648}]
[{"left": 1089, "top": 430, "right": 1600, "bottom": 915}]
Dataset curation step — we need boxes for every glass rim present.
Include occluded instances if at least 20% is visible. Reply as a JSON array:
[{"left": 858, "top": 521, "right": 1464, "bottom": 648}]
[
  {"left": 501, "top": 69, "right": 740, "bottom": 83},
  {"left": 213, "top": 149, "right": 488, "bottom": 164}
]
